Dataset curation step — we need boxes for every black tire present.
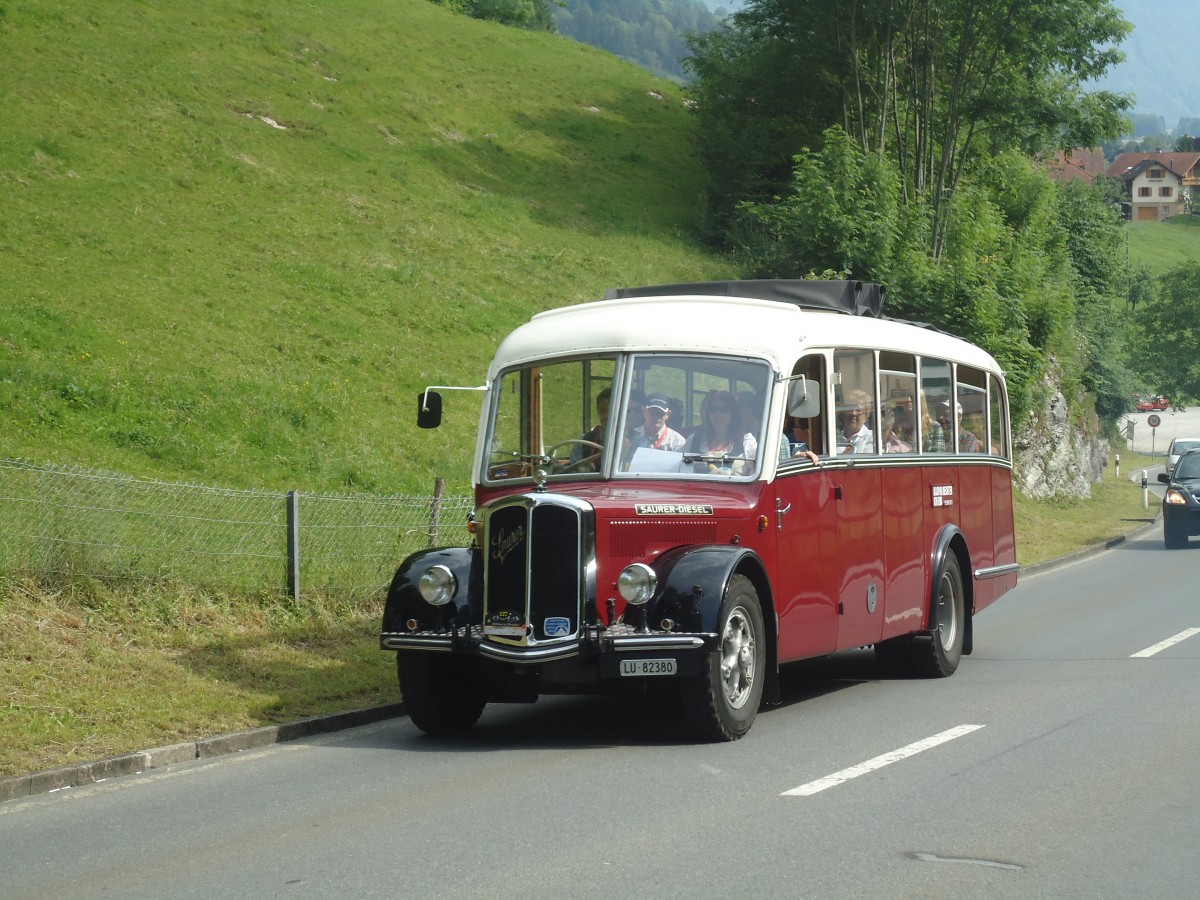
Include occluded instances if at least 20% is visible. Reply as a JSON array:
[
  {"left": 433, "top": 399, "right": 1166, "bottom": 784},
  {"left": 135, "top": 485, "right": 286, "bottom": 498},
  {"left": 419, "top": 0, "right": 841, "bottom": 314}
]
[
  {"left": 1164, "top": 521, "right": 1188, "bottom": 549},
  {"left": 874, "top": 636, "right": 915, "bottom": 676},
  {"left": 398, "top": 652, "right": 487, "bottom": 735},
  {"left": 680, "top": 575, "right": 765, "bottom": 741},
  {"left": 911, "top": 553, "right": 965, "bottom": 678}
]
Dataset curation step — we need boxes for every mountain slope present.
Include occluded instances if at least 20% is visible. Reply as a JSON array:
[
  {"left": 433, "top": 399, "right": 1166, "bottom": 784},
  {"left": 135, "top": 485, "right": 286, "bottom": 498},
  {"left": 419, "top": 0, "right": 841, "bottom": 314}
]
[
  {"left": 0, "top": 0, "right": 726, "bottom": 493},
  {"left": 1095, "top": 0, "right": 1199, "bottom": 124}
]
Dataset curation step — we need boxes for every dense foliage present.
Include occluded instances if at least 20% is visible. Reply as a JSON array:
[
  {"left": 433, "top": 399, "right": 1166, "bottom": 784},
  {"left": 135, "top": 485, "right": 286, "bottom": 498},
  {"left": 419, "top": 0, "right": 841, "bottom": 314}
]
[
  {"left": 1132, "top": 262, "right": 1200, "bottom": 404},
  {"left": 428, "top": 0, "right": 559, "bottom": 30},
  {"left": 684, "top": 0, "right": 1138, "bottom": 429},
  {"left": 554, "top": 0, "right": 724, "bottom": 80}
]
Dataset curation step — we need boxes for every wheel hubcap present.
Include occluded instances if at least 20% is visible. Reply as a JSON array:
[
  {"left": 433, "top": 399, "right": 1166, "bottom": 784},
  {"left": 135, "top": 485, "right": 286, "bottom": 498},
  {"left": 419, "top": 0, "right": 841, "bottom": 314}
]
[
  {"left": 720, "top": 605, "right": 756, "bottom": 709},
  {"left": 936, "top": 572, "right": 960, "bottom": 651}
]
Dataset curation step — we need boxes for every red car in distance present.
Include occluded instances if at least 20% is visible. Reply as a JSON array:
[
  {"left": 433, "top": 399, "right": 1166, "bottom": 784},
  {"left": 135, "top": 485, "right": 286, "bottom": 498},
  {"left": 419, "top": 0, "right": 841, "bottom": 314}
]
[{"left": 1137, "top": 396, "right": 1170, "bottom": 412}]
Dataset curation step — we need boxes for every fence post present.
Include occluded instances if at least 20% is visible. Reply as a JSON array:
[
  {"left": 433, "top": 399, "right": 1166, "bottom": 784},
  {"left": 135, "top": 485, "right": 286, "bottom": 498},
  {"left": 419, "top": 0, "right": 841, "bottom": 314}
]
[
  {"left": 429, "top": 478, "right": 445, "bottom": 547},
  {"left": 286, "top": 490, "right": 300, "bottom": 600}
]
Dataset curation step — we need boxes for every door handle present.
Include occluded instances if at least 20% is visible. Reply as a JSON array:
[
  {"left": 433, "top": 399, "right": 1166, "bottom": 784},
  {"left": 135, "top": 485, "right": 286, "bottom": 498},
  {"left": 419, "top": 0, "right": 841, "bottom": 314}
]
[{"left": 776, "top": 499, "right": 792, "bottom": 531}]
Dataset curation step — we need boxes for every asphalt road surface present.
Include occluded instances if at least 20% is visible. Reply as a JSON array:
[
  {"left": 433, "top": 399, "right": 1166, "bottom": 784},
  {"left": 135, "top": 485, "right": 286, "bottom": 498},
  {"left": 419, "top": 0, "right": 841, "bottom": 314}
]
[
  {"left": 1124, "top": 404, "right": 1200, "bottom": 458},
  {"left": 2, "top": 526, "right": 1198, "bottom": 899}
]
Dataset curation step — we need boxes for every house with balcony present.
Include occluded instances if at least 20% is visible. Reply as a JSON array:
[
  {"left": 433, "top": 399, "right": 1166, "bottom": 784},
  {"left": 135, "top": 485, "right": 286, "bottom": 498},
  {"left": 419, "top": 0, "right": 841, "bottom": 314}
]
[{"left": 1106, "top": 151, "right": 1200, "bottom": 221}]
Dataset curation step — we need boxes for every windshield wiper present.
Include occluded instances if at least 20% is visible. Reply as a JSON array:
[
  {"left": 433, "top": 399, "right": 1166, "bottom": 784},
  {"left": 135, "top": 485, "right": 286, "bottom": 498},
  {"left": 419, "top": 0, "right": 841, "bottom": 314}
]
[{"left": 682, "top": 453, "right": 749, "bottom": 464}]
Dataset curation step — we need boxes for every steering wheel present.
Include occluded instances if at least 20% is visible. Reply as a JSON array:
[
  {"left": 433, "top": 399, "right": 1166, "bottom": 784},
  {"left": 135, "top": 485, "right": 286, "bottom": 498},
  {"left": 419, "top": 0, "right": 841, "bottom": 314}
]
[{"left": 546, "top": 439, "right": 604, "bottom": 473}]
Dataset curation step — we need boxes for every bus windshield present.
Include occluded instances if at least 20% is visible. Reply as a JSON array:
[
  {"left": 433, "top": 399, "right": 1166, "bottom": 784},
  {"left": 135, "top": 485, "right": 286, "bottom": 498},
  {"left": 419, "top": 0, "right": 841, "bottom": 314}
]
[{"left": 483, "top": 354, "right": 774, "bottom": 483}]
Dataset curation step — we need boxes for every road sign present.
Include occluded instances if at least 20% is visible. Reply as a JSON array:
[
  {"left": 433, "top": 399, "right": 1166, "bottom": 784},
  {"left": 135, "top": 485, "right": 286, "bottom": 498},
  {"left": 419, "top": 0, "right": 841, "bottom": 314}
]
[{"left": 1148, "top": 414, "right": 1161, "bottom": 428}]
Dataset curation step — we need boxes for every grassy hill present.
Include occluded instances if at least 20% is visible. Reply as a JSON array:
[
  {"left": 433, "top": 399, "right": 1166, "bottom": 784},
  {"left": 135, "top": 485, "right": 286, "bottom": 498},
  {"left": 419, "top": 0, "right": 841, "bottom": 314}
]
[
  {"left": 0, "top": 0, "right": 728, "bottom": 496},
  {"left": 1124, "top": 216, "right": 1200, "bottom": 275}
]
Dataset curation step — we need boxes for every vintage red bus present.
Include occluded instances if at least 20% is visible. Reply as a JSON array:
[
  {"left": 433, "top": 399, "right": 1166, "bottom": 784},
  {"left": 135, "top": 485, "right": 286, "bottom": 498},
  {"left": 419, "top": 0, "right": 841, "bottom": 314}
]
[{"left": 381, "top": 280, "right": 1018, "bottom": 740}]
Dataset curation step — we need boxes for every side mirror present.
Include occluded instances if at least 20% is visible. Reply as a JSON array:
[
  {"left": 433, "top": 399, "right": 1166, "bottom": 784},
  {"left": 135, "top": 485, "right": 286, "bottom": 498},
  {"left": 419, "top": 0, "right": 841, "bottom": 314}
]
[
  {"left": 788, "top": 378, "right": 821, "bottom": 419},
  {"left": 1158, "top": 472, "right": 1170, "bottom": 484},
  {"left": 417, "top": 391, "right": 443, "bottom": 429}
]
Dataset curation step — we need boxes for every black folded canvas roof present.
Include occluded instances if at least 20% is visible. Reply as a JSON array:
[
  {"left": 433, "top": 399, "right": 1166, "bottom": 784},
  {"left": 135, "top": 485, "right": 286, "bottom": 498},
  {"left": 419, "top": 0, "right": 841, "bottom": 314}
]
[{"left": 603, "top": 279, "right": 886, "bottom": 318}]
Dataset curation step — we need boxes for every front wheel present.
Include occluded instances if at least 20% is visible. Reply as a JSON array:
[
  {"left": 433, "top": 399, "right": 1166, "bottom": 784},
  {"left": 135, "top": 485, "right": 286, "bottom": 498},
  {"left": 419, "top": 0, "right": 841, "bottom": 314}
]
[
  {"left": 398, "top": 653, "right": 488, "bottom": 735},
  {"left": 1164, "top": 520, "right": 1188, "bottom": 549},
  {"left": 911, "top": 554, "right": 965, "bottom": 678},
  {"left": 680, "top": 575, "right": 765, "bottom": 741}
]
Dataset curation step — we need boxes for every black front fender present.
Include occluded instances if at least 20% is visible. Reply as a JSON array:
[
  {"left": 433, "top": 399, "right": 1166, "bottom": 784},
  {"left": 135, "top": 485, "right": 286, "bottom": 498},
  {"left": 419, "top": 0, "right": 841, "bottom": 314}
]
[
  {"left": 649, "top": 544, "right": 763, "bottom": 633},
  {"left": 381, "top": 546, "right": 480, "bottom": 636}
]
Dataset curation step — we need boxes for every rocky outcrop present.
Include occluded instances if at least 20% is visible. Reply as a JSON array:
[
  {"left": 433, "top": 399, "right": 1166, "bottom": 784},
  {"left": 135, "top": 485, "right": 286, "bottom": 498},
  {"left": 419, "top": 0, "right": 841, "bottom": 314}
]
[{"left": 1014, "top": 382, "right": 1108, "bottom": 500}]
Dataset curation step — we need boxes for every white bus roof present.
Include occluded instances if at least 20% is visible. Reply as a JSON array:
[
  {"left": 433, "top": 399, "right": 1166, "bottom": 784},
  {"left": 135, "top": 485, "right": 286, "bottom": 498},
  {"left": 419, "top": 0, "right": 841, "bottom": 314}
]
[{"left": 490, "top": 287, "right": 1003, "bottom": 377}]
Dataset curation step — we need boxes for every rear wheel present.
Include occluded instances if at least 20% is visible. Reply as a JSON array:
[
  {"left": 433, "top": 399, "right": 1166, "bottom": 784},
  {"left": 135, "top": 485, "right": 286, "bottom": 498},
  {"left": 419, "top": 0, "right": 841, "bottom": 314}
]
[
  {"left": 681, "top": 575, "right": 765, "bottom": 741},
  {"left": 874, "top": 636, "right": 915, "bottom": 676},
  {"left": 398, "top": 653, "right": 487, "bottom": 735},
  {"left": 911, "top": 554, "right": 965, "bottom": 678}
]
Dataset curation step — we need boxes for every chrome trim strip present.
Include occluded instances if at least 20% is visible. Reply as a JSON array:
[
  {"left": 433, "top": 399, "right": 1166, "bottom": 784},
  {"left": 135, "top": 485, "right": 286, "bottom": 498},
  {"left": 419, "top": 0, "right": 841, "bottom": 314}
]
[
  {"left": 610, "top": 635, "right": 712, "bottom": 650},
  {"left": 381, "top": 634, "right": 454, "bottom": 650},
  {"left": 973, "top": 562, "right": 1020, "bottom": 580},
  {"left": 478, "top": 642, "right": 581, "bottom": 662}
]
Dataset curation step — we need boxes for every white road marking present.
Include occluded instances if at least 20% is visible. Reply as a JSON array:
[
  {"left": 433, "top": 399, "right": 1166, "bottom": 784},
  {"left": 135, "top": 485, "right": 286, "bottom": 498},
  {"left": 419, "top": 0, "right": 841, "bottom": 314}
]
[
  {"left": 782, "top": 724, "right": 984, "bottom": 797},
  {"left": 912, "top": 852, "right": 1022, "bottom": 871},
  {"left": 1130, "top": 627, "right": 1200, "bottom": 658}
]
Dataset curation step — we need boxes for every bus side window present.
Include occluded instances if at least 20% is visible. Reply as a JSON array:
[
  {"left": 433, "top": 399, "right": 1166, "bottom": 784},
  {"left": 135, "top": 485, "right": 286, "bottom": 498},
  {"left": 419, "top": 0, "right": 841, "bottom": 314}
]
[
  {"left": 833, "top": 349, "right": 877, "bottom": 455},
  {"left": 879, "top": 351, "right": 917, "bottom": 453},
  {"left": 919, "top": 357, "right": 952, "bottom": 454},
  {"left": 955, "top": 366, "right": 987, "bottom": 454},
  {"left": 988, "top": 373, "right": 1008, "bottom": 457}
]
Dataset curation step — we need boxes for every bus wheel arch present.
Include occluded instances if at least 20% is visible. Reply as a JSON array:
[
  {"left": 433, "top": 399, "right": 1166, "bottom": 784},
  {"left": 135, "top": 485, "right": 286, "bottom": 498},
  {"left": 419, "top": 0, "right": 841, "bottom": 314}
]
[{"left": 916, "top": 529, "right": 971, "bottom": 677}]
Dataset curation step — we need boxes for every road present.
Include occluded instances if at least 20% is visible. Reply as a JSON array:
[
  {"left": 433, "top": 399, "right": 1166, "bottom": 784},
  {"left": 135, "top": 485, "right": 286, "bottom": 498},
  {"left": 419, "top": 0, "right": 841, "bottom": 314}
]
[
  {"left": 1124, "top": 405, "right": 1200, "bottom": 457},
  {"left": 2, "top": 527, "right": 1199, "bottom": 899}
]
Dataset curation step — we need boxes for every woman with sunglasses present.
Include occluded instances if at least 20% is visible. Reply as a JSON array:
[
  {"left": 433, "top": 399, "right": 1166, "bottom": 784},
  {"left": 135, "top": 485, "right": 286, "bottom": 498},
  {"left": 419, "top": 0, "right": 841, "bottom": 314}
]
[{"left": 685, "top": 390, "right": 758, "bottom": 474}]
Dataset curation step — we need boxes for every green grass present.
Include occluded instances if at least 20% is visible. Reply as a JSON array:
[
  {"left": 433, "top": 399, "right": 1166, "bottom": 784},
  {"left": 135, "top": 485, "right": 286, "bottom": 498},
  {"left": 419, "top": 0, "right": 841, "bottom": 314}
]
[
  {"left": 1014, "top": 450, "right": 1158, "bottom": 565},
  {"left": 1, "top": 0, "right": 727, "bottom": 496},
  {"left": 1125, "top": 216, "right": 1200, "bottom": 275},
  {"left": 1, "top": 458, "right": 1159, "bottom": 779},
  {"left": 0, "top": 579, "right": 394, "bottom": 777}
]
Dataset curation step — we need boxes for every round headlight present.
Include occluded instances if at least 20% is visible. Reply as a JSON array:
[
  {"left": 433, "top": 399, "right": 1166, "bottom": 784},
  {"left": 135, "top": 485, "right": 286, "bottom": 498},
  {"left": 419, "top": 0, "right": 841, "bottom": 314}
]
[
  {"left": 418, "top": 565, "right": 457, "bottom": 606},
  {"left": 617, "top": 563, "right": 657, "bottom": 606}
]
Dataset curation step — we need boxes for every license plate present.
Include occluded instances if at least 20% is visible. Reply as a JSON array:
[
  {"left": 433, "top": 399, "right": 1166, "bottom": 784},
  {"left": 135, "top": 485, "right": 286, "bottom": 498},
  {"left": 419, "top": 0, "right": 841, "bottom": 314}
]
[{"left": 620, "top": 658, "right": 677, "bottom": 677}]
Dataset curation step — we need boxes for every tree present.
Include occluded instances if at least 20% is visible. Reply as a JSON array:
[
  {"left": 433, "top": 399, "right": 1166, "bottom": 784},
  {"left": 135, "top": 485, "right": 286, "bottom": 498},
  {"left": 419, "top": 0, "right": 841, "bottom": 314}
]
[
  {"left": 685, "top": 0, "right": 1132, "bottom": 255},
  {"left": 727, "top": 126, "right": 900, "bottom": 280},
  {"left": 428, "top": 0, "right": 559, "bottom": 31},
  {"left": 1133, "top": 263, "right": 1200, "bottom": 402}
]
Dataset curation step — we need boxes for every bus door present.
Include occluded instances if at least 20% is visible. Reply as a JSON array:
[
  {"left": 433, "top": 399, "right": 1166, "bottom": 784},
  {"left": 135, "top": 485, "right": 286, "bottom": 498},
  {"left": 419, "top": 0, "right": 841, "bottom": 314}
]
[
  {"left": 830, "top": 460, "right": 885, "bottom": 650},
  {"left": 772, "top": 465, "right": 838, "bottom": 662},
  {"left": 772, "top": 355, "right": 838, "bottom": 662}
]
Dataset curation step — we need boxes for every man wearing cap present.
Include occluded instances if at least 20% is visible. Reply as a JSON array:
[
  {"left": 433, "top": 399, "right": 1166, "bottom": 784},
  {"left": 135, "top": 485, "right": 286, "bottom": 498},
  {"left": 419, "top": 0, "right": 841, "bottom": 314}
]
[
  {"left": 627, "top": 396, "right": 686, "bottom": 456},
  {"left": 938, "top": 400, "right": 980, "bottom": 453}
]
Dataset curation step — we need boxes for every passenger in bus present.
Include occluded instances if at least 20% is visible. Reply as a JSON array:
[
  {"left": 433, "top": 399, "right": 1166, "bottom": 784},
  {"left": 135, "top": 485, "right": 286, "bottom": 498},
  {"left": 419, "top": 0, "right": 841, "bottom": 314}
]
[
  {"left": 625, "top": 389, "right": 646, "bottom": 437},
  {"left": 836, "top": 390, "right": 874, "bottom": 454},
  {"left": 892, "top": 404, "right": 916, "bottom": 446},
  {"left": 568, "top": 387, "right": 611, "bottom": 470},
  {"left": 942, "top": 400, "right": 981, "bottom": 452},
  {"left": 781, "top": 416, "right": 820, "bottom": 465},
  {"left": 626, "top": 396, "right": 686, "bottom": 456},
  {"left": 735, "top": 391, "right": 765, "bottom": 438},
  {"left": 922, "top": 396, "right": 947, "bottom": 452},
  {"left": 685, "top": 390, "right": 757, "bottom": 474},
  {"left": 881, "top": 405, "right": 913, "bottom": 453}
]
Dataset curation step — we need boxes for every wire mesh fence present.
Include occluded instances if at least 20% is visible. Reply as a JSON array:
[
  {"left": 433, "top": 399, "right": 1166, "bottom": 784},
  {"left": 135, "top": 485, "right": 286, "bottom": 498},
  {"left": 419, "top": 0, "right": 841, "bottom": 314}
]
[{"left": 0, "top": 459, "right": 474, "bottom": 600}]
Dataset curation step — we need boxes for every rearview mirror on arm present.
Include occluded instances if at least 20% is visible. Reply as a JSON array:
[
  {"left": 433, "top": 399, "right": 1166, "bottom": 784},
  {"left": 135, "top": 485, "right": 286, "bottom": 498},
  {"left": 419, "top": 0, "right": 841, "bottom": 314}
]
[{"left": 417, "top": 390, "right": 443, "bottom": 429}]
